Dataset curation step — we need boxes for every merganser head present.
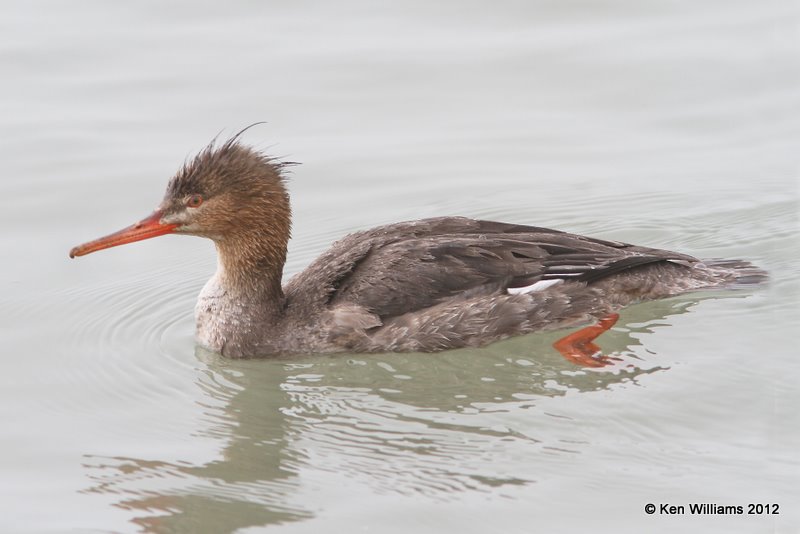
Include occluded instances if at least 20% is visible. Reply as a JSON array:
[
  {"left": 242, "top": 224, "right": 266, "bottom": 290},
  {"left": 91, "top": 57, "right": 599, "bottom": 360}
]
[{"left": 69, "top": 137, "right": 291, "bottom": 259}]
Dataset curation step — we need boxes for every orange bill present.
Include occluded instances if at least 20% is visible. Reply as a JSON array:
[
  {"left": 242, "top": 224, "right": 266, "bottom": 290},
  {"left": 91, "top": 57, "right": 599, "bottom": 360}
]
[{"left": 69, "top": 211, "right": 178, "bottom": 258}]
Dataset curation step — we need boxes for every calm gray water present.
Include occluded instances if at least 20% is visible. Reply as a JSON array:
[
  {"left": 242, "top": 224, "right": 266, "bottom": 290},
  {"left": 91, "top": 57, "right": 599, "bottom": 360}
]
[{"left": 1, "top": 1, "right": 798, "bottom": 532}]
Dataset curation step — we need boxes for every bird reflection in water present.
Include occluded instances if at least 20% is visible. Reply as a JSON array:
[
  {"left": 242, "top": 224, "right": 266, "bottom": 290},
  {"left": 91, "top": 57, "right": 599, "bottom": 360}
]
[{"left": 79, "top": 296, "right": 730, "bottom": 532}]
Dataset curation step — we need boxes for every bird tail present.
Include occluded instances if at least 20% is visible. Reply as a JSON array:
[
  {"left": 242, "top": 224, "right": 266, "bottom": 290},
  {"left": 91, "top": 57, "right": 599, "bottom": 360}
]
[{"left": 701, "top": 259, "right": 768, "bottom": 289}]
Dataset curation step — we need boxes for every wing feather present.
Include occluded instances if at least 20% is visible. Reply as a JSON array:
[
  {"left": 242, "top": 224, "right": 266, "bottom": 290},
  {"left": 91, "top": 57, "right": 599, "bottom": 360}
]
[{"left": 285, "top": 217, "right": 698, "bottom": 320}]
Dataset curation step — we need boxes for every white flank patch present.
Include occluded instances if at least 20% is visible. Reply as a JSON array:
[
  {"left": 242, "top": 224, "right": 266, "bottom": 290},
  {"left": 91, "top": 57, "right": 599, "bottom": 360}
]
[{"left": 507, "top": 279, "right": 563, "bottom": 295}]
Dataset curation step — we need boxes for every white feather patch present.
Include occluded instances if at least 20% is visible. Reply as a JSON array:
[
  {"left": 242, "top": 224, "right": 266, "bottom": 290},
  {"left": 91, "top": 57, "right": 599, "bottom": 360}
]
[{"left": 507, "top": 279, "right": 564, "bottom": 295}]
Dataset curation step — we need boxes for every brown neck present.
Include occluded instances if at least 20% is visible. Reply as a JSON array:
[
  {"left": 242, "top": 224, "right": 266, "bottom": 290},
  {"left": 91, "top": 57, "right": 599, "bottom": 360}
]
[{"left": 214, "top": 231, "right": 288, "bottom": 315}]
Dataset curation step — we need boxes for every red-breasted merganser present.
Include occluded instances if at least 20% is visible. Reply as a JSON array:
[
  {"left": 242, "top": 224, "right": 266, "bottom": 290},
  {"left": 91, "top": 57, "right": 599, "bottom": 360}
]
[{"left": 69, "top": 137, "right": 766, "bottom": 366}]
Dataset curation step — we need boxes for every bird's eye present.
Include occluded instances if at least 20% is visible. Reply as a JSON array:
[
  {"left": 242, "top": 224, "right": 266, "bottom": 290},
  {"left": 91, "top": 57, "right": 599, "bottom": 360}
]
[{"left": 186, "top": 194, "right": 204, "bottom": 208}]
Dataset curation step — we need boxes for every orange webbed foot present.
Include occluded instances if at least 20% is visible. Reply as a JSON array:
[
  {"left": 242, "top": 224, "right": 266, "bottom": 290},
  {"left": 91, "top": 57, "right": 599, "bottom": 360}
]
[{"left": 553, "top": 313, "right": 620, "bottom": 367}]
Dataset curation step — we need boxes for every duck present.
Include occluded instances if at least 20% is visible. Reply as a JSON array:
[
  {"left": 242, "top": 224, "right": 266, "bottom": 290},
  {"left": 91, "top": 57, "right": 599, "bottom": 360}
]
[{"left": 69, "top": 135, "right": 767, "bottom": 366}]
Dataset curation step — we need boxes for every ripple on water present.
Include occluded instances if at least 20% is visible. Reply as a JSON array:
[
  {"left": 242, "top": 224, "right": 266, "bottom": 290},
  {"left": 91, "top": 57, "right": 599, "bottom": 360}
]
[
  {"left": 80, "top": 453, "right": 313, "bottom": 529},
  {"left": 262, "top": 335, "right": 668, "bottom": 498},
  {"left": 22, "top": 257, "right": 209, "bottom": 420},
  {"left": 280, "top": 385, "right": 537, "bottom": 497}
]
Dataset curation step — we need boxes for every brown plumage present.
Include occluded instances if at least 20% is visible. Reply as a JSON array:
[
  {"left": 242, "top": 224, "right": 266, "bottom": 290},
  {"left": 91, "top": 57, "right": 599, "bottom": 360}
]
[{"left": 70, "top": 138, "right": 767, "bottom": 359}]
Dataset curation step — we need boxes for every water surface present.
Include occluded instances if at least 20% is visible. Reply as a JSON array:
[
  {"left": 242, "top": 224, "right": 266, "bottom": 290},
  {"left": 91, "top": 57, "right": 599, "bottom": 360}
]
[{"left": 1, "top": 0, "right": 798, "bottom": 532}]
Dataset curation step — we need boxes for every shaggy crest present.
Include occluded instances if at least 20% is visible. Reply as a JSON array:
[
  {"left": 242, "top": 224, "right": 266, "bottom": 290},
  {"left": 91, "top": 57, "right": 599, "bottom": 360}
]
[{"left": 166, "top": 135, "right": 291, "bottom": 201}]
